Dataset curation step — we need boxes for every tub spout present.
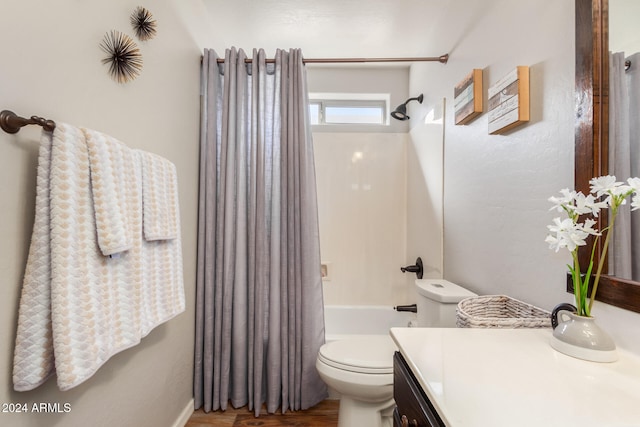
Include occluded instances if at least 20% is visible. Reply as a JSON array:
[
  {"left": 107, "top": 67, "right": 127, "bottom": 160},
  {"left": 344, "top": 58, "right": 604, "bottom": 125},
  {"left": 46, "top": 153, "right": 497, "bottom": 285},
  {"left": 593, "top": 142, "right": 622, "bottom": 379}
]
[{"left": 394, "top": 304, "right": 417, "bottom": 313}]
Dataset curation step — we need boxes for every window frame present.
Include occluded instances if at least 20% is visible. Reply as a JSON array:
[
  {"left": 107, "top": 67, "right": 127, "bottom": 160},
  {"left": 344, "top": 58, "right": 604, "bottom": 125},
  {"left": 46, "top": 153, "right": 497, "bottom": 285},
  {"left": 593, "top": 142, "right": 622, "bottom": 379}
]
[{"left": 308, "top": 93, "right": 390, "bottom": 126}]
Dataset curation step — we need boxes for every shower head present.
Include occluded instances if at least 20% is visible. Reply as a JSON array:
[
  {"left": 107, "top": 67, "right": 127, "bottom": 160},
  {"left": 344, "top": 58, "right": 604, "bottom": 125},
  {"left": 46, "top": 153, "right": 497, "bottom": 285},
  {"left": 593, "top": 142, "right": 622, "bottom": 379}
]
[{"left": 390, "top": 94, "right": 424, "bottom": 121}]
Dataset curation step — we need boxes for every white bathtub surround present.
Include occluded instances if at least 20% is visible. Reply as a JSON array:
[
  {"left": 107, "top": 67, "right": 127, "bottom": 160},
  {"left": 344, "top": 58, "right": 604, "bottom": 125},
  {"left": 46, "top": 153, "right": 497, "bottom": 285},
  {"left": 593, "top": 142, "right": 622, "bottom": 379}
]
[
  {"left": 313, "top": 133, "right": 410, "bottom": 306},
  {"left": 391, "top": 327, "right": 640, "bottom": 427}
]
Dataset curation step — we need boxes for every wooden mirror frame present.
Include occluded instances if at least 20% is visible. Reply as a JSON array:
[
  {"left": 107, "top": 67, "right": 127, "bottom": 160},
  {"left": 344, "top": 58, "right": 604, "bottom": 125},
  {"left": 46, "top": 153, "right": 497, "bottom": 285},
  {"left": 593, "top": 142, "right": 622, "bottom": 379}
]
[{"left": 575, "top": 0, "right": 640, "bottom": 313}]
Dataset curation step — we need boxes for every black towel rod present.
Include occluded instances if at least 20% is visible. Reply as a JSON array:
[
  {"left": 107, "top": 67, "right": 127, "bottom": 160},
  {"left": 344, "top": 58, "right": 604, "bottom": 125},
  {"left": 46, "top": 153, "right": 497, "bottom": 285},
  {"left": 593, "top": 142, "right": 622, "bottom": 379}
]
[{"left": 0, "top": 110, "right": 56, "bottom": 134}]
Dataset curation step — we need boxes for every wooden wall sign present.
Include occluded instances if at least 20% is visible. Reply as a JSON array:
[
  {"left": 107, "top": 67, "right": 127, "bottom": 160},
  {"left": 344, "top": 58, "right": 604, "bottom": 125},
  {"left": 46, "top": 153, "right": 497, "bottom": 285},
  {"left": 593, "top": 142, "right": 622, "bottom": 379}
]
[
  {"left": 487, "top": 66, "right": 530, "bottom": 134},
  {"left": 454, "top": 69, "right": 483, "bottom": 125}
]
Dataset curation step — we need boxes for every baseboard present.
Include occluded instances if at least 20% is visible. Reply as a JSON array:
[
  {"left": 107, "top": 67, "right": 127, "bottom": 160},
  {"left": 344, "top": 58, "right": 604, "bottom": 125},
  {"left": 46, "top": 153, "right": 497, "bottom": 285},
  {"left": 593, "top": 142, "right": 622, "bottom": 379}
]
[{"left": 172, "top": 398, "right": 194, "bottom": 427}]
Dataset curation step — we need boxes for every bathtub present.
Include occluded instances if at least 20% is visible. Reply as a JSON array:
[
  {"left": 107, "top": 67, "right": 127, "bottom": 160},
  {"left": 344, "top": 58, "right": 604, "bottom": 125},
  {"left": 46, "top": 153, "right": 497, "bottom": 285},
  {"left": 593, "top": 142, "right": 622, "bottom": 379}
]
[{"left": 323, "top": 304, "right": 416, "bottom": 342}]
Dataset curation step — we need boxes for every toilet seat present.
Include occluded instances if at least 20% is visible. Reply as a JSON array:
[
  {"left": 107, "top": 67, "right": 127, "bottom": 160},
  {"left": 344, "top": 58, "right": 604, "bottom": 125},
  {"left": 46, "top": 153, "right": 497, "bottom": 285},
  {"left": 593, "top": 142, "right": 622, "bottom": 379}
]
[{"left": 318, "top": 335, "right": 395, "bottom": 374}]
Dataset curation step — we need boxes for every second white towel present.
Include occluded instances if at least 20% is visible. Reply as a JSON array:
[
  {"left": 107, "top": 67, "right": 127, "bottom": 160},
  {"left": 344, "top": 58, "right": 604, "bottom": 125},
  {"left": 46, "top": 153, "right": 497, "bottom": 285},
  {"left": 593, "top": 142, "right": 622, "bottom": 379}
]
[
  {"left": 84, "top": 128, "right": 137, "bottom": 256},
  {"left": 138, "top": 150, "right": 179, "bottom": 241}
]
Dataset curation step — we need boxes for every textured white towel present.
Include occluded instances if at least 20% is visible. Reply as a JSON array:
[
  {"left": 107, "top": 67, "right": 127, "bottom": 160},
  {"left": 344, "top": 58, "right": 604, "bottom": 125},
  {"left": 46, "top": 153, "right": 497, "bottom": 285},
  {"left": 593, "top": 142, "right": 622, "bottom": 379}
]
[
  {"left": 83, "top": 128, "right": 136, "bottom": 256},
  {"left": 12, "top": 130, "right": 55, "bottom": 390},
  {"left": 13, "top": 124, "right": 185, "bottom": 391},
  {"left": 138, "top": 150, "right": 179, "bottom": 241}
]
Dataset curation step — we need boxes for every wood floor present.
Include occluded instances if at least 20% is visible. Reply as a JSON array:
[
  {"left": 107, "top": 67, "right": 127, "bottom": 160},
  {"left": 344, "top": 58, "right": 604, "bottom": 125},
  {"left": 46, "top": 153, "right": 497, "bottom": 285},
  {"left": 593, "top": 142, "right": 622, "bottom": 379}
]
[{"left": 185, "top": 399, "right": 339, "bottom": 427}]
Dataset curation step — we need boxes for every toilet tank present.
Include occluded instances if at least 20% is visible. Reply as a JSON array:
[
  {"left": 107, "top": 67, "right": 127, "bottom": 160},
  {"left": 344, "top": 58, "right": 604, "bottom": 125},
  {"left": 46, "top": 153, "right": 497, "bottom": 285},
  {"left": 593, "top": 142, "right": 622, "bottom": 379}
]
[{"left": 415, "top": 279, "right": 477, "bottom": 327}]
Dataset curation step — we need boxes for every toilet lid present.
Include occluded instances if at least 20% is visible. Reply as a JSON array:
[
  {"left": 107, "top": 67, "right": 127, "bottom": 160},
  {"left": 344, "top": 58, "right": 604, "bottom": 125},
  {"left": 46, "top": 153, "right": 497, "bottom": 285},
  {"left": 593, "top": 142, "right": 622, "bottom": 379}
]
[{"left": 318, "top": 335, "right": 395, "bottom": 374}]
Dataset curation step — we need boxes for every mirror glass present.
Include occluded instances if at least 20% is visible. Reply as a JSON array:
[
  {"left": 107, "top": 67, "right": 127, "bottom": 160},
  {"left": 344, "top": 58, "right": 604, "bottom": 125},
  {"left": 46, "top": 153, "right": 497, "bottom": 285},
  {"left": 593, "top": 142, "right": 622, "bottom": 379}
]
[
  {"left": 575, "top": 0, "right": 640, "bottom": 313},
  {"left": 607, "top": 0, "right": 640, "bottom": 281}
]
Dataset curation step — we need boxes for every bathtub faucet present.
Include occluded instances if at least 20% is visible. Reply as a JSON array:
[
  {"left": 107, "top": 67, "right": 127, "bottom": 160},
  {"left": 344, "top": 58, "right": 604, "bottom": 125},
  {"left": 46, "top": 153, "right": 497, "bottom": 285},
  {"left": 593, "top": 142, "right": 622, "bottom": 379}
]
[
  {"left": 394, "top": 304, "right": 417, "bottom": 313},
  {"left": 400, "top": 257, "right": 423, "bottom": 279}
]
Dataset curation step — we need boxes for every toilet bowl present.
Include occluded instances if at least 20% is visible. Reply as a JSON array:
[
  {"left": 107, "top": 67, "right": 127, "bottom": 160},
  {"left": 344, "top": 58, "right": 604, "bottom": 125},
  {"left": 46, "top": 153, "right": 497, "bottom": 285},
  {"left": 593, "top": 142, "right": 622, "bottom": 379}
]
[
  {"left": 316, "top": 335, "right": 396, "bottom": 427},
  {"left": 316, "top": 279, "right": 477, "bottom": 427}
]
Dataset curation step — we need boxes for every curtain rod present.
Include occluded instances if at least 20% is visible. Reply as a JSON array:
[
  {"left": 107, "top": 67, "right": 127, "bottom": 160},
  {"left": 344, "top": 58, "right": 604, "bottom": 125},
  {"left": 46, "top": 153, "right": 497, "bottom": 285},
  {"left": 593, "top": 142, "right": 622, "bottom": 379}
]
[
  {"left": 2, "top": 55, "right": 450, "bottom": 134},
  {"left": 0, "top": 110, "right": 56, "bottom": 134},
  {"left": 215, "top": 54, "right": 449, "bottom": 64}
]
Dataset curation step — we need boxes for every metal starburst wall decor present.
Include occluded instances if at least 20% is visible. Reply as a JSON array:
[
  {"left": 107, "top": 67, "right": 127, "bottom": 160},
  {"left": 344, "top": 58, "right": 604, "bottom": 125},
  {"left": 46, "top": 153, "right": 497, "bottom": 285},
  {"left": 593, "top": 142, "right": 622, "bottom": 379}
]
[
  {"left": 130, "top": 6, "right": 157, "bottom": 41},
  {"left": 100, "top": 30, "right": 143, "bottom": 83}
]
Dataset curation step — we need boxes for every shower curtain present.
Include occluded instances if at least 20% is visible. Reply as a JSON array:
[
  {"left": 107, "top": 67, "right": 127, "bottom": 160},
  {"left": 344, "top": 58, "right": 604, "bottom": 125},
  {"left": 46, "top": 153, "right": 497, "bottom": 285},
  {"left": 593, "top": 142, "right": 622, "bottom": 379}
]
[
  {"left": 194, "top": 47, "right": 327, "bottom": 415},
  {"left": 609, "top": 51, "right": 640, "bottom": 280}
]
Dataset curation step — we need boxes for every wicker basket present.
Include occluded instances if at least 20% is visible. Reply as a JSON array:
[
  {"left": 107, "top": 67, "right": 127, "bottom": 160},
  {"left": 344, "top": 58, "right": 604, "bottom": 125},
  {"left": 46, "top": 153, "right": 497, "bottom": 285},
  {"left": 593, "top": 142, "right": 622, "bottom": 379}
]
[{"left": 456, "top": 295, "right": 551, "bottom": 328}]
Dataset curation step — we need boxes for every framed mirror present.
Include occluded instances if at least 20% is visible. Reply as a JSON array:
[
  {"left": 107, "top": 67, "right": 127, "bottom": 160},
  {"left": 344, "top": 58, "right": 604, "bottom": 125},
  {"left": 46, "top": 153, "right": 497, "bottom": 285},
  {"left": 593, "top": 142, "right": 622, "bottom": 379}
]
[{"left": 575, "top": 0, "right": 640, "bottom": 313}]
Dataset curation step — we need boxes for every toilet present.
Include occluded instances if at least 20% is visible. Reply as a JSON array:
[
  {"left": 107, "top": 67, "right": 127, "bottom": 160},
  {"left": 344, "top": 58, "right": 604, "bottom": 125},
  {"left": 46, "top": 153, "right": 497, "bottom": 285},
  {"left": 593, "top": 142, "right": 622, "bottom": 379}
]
[
  {"left": 316, "top": 279, "right": 477, "bottom": 427},
  {"left": 415, "top": 278, "right": 477, "bottom": 328}
]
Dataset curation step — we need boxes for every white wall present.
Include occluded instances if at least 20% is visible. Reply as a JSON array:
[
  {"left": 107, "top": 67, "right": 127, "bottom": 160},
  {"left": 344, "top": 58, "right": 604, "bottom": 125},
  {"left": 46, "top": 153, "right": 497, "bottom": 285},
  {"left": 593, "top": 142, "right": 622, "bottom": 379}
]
[
  {"left": 0, "top": 1, "right": 201, "bottom": 426},
  {"left": 408, "top": 0, "right": 640, "bottom": 353},
  {"left": 407, "top": 101, "right": 445, "bottom": 282},
  {"left": 306, "top": 66, "right": 410, "bottom": 134},
  {"left": 610, "top": 0, "right": 640, "bottom": 54}
]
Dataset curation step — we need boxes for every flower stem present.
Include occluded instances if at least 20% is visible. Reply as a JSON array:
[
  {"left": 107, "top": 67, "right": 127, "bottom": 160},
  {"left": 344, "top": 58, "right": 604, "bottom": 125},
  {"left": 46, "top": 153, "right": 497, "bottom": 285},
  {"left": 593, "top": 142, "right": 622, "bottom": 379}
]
[
  {"left": 588, "top": 210, "right": 617, "bottom": 311},
  {"left": 571, "top": 251, "right": 587, "bottom": 316}
]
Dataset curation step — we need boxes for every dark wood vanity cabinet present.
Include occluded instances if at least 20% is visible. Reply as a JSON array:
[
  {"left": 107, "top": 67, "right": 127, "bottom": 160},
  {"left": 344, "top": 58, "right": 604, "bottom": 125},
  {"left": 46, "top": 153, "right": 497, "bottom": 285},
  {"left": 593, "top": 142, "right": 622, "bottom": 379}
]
[{"left": 393, "top": 351, "right": 446, "bottom": 427}]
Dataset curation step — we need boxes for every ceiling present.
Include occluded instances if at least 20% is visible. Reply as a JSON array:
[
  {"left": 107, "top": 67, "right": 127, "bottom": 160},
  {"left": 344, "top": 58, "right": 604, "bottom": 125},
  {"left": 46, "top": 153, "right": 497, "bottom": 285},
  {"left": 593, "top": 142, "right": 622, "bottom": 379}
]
[{"left": 199, "top": 0, "right": 491, "bottom": 62}]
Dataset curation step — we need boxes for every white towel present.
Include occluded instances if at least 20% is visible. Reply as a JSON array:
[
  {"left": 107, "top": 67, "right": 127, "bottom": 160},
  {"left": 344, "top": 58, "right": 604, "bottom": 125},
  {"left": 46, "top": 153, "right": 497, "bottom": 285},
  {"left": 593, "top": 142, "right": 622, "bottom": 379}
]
[
  {"left": 12, "top": 129, "right": 55, "bottom": 390},
  {"left": 83, "top": 128, "right": 136, "bottom": 256},
  {"left": 13, "top": 124, "right": 185, "bottom": 391},
  {"left": 134, "top": 151, "right": 185, "bottom": 334},
  {"left": 138, "top": 150, "right": 179, "bottom": 241}
]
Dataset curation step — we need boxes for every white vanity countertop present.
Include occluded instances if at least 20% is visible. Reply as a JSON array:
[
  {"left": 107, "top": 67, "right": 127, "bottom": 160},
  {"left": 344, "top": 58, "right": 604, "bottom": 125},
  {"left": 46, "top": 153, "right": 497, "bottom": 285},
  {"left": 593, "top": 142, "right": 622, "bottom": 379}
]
[{"left": 390, "top": 327, "right": 640, "bottom": 427}]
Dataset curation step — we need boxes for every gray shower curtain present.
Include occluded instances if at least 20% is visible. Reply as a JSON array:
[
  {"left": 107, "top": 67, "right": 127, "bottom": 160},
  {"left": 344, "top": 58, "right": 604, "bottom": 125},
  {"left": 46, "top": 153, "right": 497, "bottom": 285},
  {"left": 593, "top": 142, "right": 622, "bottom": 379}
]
[
  {"left": 194, "top": 47, "right": 327, "bottom": 415},
  {"left": 609, "top": 51, "right": 640, "bottom": 280}
]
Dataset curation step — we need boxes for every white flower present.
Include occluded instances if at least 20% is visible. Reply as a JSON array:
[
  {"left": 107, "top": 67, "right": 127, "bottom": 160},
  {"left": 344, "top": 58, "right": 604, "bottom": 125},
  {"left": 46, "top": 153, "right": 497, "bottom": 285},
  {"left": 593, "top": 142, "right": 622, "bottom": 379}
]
[
  {"left": 546, "top": 217, "right": 590, "bottom": 252},
  {"left": 574, "top": 193, "right": 607, "bottom": 216},
  {"left": 548, "top": 176, "right": 639, "bottom": 254},
  {"left": 589, "top": 175, "right": 622, "bottom": 197},
  {"left": 589, "top": 175, "right": 635, "bottom": 209},
  {"left": 628, "top": 177, "right": 640, "bottom": 192},
  {"left": 548, "top": 188, "right": 576, "bottom": 212},
  {"left": 545, "top": 234, "right": 562, "bottom": 252},
  {"left": 580, "top": 218, "right": 601, "bottom": 236},
  {"left": 627, "top": 178, "right": 640, "bottom": 211},
  {"left": 548, "top": 175, "right": 640, "bottom": 317},
  {"left": 612, "top": 184, "right": 633, "bottom": 197}
]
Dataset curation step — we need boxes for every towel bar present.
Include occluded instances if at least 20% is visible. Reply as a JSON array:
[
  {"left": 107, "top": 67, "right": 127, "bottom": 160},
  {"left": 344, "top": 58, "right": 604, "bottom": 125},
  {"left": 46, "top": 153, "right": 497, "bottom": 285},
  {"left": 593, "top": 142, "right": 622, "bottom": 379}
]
[{"left": 0, "top": 110, "right": 56, "bottom": 134}]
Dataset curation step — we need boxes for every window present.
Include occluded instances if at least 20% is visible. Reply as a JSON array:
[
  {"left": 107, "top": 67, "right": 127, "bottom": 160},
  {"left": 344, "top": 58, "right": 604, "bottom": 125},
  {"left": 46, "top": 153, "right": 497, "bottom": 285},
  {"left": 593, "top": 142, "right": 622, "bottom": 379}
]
[{"left": 309, "top": 93, "right": 390, "bottom": 126}]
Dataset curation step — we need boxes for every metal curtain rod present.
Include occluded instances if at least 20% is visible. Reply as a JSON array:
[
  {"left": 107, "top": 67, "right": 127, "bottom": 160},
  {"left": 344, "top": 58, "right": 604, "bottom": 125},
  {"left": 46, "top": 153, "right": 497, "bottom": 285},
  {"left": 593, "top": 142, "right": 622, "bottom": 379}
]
[
  {"left": 215, "top": 54, "right": 450, "bottom": 64},
  {"left": 0, "top": 110, "right": 56, "bottom": 134}
]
